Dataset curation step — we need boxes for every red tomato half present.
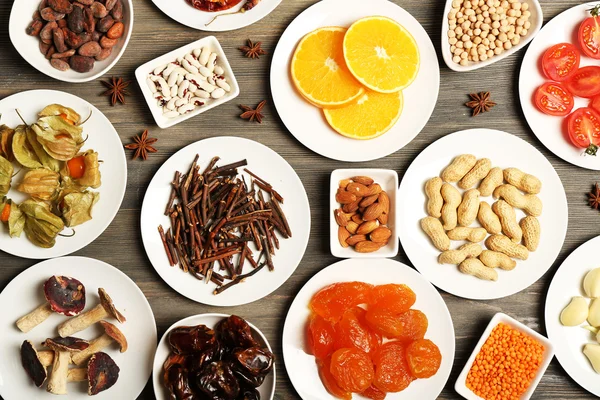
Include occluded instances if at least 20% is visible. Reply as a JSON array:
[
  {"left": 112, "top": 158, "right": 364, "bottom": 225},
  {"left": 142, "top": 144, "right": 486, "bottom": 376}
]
[
  {"left": 534, "top": 82, "right": 574, "bottom": 116},
  {"left": 579, "top": 6, "right": 600, "bottom": 59},
  {"left": 541, "top": 43, "right": 580, "bottom": 81},
  {"left": 567, "top": 107, "right": 600, "bottom": 156},
  {"left": 591, "top": 95, "right": 600, "bottom": 113},
  {"left": 566, "top": 66, "right": 600, "bottom": 98}
]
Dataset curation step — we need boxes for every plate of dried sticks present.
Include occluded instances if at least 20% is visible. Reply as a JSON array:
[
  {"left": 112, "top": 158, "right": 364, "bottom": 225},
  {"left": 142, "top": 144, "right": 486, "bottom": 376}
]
[{"left": 140, "top": 137, "right": 310, "bottom": 306}]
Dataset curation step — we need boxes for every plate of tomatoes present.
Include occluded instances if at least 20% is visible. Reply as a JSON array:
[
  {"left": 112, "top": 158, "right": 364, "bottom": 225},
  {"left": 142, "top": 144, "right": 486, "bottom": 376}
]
[
  {"left": 520, "top": 2, "right": 600, "bottom": 170},
  {"left": 282, "top": 258, "right": 455, "bottom": 399}
]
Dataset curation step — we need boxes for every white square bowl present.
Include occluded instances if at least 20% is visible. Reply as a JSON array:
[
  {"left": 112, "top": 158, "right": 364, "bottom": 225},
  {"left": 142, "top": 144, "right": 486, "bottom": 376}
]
[
  {"left": 330, "top": 168, "right": 398, "bottom": 258},
  {"left": 135, "top": 36, "right": 239, "bottom": 129},
  {"left": 455, "top": 313, "right": 555, "bottom": 400}
]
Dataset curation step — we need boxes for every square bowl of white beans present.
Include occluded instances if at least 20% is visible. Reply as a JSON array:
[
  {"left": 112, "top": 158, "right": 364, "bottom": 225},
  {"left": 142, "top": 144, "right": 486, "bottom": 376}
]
[
  {"left": 135, "top": 36, "right": 239, "bottom": 129},
  {"left": 441, "top": 0, "right": 543, "bottom": 72}
]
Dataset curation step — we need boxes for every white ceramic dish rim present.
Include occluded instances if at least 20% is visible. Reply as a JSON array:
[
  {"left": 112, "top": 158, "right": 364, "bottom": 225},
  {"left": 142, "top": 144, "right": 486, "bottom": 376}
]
[
  {"left": 329, "top": 168, "right": 399, "bottom": 258},
  {"left": 455, "top": 312, "right": 555, "bottom": 400},
  {"left": 135, "top": 36, "right": 240, "bottom": 129},
  {"left": 9, "top": 0, "right": 134, "bottom": 83},
  {"left": 440, "top": 0, "right": 543, "bottom": 72},
  {"left": 152, "top": 313, "right": 276, "bottom": 400}
]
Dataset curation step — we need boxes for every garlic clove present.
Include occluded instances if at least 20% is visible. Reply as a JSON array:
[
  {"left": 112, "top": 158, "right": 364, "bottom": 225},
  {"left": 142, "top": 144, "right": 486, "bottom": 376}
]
[
  {"left": 584, "top": 344, "right": 600, "bottom": 374},
  {"left": 560, "top": 296, "right": 589, "bottom": 326},
  {"left": 590, "top": 298, "right": 600, "bottom": 327},
  {"left": 584, "top": 268, "right": 600, "bottom": 298}
]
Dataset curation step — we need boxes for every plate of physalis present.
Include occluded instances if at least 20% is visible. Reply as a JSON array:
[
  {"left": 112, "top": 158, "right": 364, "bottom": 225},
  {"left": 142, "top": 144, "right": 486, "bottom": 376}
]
[{"left": 0, "top": 90, "right": 127, "bottom": 259}]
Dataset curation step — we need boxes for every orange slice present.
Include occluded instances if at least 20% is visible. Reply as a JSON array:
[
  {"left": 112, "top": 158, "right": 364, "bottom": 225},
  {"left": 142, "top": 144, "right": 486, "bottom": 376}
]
[
  {"left": 291, "top": 27, "right": 365, "bottom": 108},
  {"left": 323, "top": 90, "right": 403, "bottom": 140},
  {"left": 343, "top": 16, "right": 420, "bottom": 93}
]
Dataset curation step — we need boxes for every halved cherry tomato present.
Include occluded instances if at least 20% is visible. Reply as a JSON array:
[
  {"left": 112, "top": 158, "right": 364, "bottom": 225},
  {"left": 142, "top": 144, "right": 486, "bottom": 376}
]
[
  {"left": 534, "top": 82, "right": 574, "bottom": 116},
  {"left": 0, "top": 203, "right": 10, "bottom": 223},
  {"left": 590, "top": 95, "right": 600, "bottom": 113},
  {"left": 67, "top": 156, "right": 86, "bottom": 179},
  {"left": 566, "top": 66, "right": 600, "bottom": 98},
  {"left": 567, "top": 107, "right": 600, "bottom": 156},
  {"left": 541, "top": 43, "right": 580, "bottom": 81},
  {"left": 579, "top": 5, "right": 600, "bottom": 59}
]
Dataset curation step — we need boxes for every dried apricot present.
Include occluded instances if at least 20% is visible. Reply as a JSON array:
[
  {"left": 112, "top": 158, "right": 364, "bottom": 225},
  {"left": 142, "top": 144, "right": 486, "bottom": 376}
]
[
  {"left": 330, "top": 348, "right": 374, "bottom": 393},
  {"left": 317, "top": 357, "right": 352, "bottom": 399},
  {"left": 368, "top": 284, "right": 416, "bottom": 314},
  {"left": 335, "top": 307, "right": 382, "bottom": 354},
  {"left": 372, "top": 341, "right": 414, "bottom": 393},
  {"left": 310, "top": 282, "right": 373, "bottom": 322},
  {"left": 366, "top": 309, "right": 428, "bottom": 341},
  {"left": 406, "top": 339, "right": 442, "bottom": 379},
  {"left": 361, "top": 384, "right": 387, "bottom": 400},
  {"left": 308, "top": 314, "right": 336, "bottom": 360}
]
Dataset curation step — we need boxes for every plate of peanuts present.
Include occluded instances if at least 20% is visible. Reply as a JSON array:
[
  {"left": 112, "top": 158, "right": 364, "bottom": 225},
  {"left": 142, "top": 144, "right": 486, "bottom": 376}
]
[{"left": 397, "top": 128, "right": 568, "bottom": 300}]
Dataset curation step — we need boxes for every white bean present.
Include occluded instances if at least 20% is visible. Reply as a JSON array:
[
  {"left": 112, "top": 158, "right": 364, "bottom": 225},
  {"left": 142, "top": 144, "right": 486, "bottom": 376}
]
[
  {"left": 182, "top": 60, "right": 199, "bottom": 74},
  {"left": 208, "top": 76, "right": 216, "bottom": 86},
  {"left": 177, "top": 73, "right": 184, "bottom": 85},
  {"left": 156, "top": 77, "right": 170, "bottom": 98},
  {"left": 167, "top": 72, "right": 179, "bottom": 87},
  {"left": 216, "top": 79, "right": 230, "bottom": 92},
  {"left": 163, "top": 63, "right": 177, "bottom": 79},
  {"left": 185, "top": 54, "right": 201, "bottom": 69},
  {"left": 146, "top": 77, "right": 157, "bottom": 93},
  {"left": 211, "top": 88, "right": 225, "bottom": 99},
  {"left": 189, "top": 82, "right": 198, "bottom": 92},
  {"left": 166, "top": 98, "right": 178, "bottom": 111},
  {"left": 197, "top": 80, "right": 216, "bottom": 93},
  {"left": 199, "top": 47, "right": 211, "bottom": 66},
  {"left": 175, "top": 97, "right": 188, "bottom": 107},
  {"left": 153, "top": 64, "right": 168, "bottom": 75},
  {"left": 153, "top": 92, "right": 163, "bottom": 99},
  {"left": 198, "top": 66, "right": 212, "bottom": 77},
  {"left": 178, "top": 80, "right": 190, "bottom": 98},
  {"left": 170, "top": 85, "right": 178, "bottom": 97},
  {"left": 163, "top": 111, "right": 180, "bottom": 119},
  {"left": 176, "top": 56, "right": 184, "bottom": 64},
  {"left": 207, "top": 53, "right": 217, "bottom": 72},
  {"left": 192, "top": 48, "right": 201, "bottom": 58},
  {"left": 214, "top": 65, "right": 224, "bottom": 75},
  {"left": 189, "top": 97, "right": 205, "bottom": 106},
  {"left": 178, "top": 104, "right": 195, "bottom": 114},
  {"left": 195, "top": 90, "right": 210, "bottom": 99},
  {"left": 186, "top": 73, "right": 206, "bottom": 83},
  {"left": 150, "top": 75, "right": 160, "bottom": 82}
]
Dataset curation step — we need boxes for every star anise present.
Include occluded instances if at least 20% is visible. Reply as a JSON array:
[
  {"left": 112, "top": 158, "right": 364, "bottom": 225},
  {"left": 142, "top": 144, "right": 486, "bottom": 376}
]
[
  {"left": 124, "top": 130, "right": 157, "bottom": 160},
  {"left": 239, "top": 100, "right": 266, "bottom": 123},
  {"left": 102, "top": 77, "right": 130, "bottom": 106},
  {"left": 589, "top": 183, "right": 600, "bottom": 210},
  {"left": 465, "top": 91, "right": 496, "bottom": 116},
  {"left": 239, "top": 39, "right": 267, "bottom": 59}
]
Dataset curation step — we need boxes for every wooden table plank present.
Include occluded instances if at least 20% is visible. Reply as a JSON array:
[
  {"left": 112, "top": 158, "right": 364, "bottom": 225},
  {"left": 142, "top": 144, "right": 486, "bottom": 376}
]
[{"left": 1, "top": 0, "right": 599, "bottom": 398}]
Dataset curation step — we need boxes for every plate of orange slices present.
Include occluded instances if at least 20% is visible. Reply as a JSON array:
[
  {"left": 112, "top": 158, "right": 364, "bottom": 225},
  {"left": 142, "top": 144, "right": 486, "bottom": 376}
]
[{"left": 271, "top": 0, "right": 439, "bottom": 162}]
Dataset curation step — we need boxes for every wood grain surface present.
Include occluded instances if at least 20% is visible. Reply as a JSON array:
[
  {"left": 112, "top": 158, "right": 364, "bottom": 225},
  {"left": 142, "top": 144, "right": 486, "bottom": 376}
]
[{"left": 1, "top": 0, "right": 599, "bottom": 399}]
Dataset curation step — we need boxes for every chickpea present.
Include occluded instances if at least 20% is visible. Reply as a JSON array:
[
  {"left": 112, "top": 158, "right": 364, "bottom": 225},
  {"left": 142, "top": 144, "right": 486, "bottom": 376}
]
[
  {"left": 503, "top": 41, "right": 512, "bottom": 50},
  {"left": 522, "top": 2, "right": 529, "bottom": 11},
  {"left": 484, "top": 16, "right": 492, "bottom": 23},
  {"left": 460, "top": 59, "right": 468, "bottom": 66},
  {"left": 456, "top": 26, "right": 464, "bottom": 35},
  {"left": 474, "top": 36, "right": 482, "bottom": 44},
  {"left": 448, "top": 30, "right": 456, "bottom": 38},
  {"left": 492, "top": 28, "right": 500, "bottom": 35},
  {"left": 483, "top": 37, "right": 490, "bottom": 45},
  {"left": 461, "top": 51, "right": 469, "bottom": 59},
  {"left": 507, "top": 31, "right": 515, "bottom": 40},
  {"left": 469, "top": 15, "right": 477, "bottom": 22},
  {"left": 524, "top": 20, "right": 531, "bottom": 29},
  {"left": 480, "top": 53, "right": 488, "bottom": 61},
  {"left": 457, "top": 40, "right": 464, "bottom": 48},
  {"left": 511, "top": 35, "right": 520, "bottom": 45},
  {"left": 473, "top": 54, "right": 480, "bottom": 62},
  {"left": 449, "top": 37, "right": 458, "bottom": 45},
  {"left": 487, "top": 49, "right": 495, "bottom": 57},
  {"left": 451, "top": 45, "right": 457, "bottom": 52},
  {"left": 474, "top": 28, "right": 482, "bottom": 35},
  {"left": 465, "top": 40, "right": 474, "bottom": 49},
  {"left": 521, "top": 28, "right": 528, "bottom": 36},
  {"left": 452, "top": 0, "right": 462, "bottom": 7}
]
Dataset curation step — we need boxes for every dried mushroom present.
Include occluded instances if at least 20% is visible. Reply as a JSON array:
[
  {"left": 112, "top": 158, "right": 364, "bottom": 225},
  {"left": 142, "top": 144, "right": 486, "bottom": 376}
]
[
  {"left": 87, "top": 352, "right": 120, "bottom": 395},
  {"left": 21, "top": 199, "right": 64, "bottom": 248},
  {"left": 12, "top": 125, "right": 42, "bottom": 169},
  {"left": 26, "top": 126, "right": 60, "bottom": 172},
  {"left": 0, "top": 155, "right": 13, "bottom": 197},
  {"left": 0, "top": 125, "right": 15, "bottom": 161},
  {"left": 72, "top": 321, "right": 127, "bottom": 366},
  {"left": 21, "top": 340, "right": 48, "bottom": 387},
  {"left": 43, "top": 337, "right": 89, "bottom": 395},
  {"left": 38, "top": 104, "right": 81, "bottom": 125},
  {"left": 31, "top": 116, "right": 84, "bottom": 161},
  {"left": 60, "top": 191, "right": 99, "bottom": 227},
  {"left": 17, "top": 168, "right": 60, "bottom": 201}
]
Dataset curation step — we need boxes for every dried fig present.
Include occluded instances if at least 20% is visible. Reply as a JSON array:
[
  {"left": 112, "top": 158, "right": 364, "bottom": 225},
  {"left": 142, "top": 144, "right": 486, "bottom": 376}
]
[
  {"left": 53, "top": 28, "right": 68, "bottom": 53},
  {"left": 83, "top": 7, "right": 95, "bottom": 33},
  {"left": 105, "top": 0, "right": 117, "bottom": 11},
  {"left": 68, "top": 6, "right": 84, "bottom": 33},
  {"left": 69, "top": 55, "right": 94, "bottom": 72},
  {"left": 95, "top": 47, "right": 112, "bottom": 61},
  {"left": 110, "top": 1, "right": 123, "bottom": 20},
  {"left": 48, "top": 0, "right": 73, "bottom": 14},
  {"left": 40, "top": 21, "right": 57, "bottom": 44},
  {"left": 106, "top": 21, "right": 123, "bottom": 39},
  {"left": 90, "top": 2, "right": 108, "bottom": 18},
  {"left": 96, "top": 15, "right": 114, "bottom": 32},
  {"left": 78, "top": 41, "right": 101, "bottom": 57},
  {"left": 99, "top": 35, "right": 118, "bottom": 48},
  {"left": 52, "top": 49, "right": 76, "bottom": 58},
  {"left": 40, "top": 7, "right": 65, "bottom": 22},
  {"left": 26, "top": 20, "right": 43, "bottom": 36}
]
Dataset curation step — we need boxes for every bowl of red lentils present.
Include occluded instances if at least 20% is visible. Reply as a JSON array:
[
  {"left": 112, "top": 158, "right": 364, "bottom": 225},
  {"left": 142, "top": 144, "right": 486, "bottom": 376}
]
[
  {"left": 455, "top": 313, "right": 554, "bottom": 400},
  {"left": 441, "top": 0, "right": 543, "bottom": 72}
]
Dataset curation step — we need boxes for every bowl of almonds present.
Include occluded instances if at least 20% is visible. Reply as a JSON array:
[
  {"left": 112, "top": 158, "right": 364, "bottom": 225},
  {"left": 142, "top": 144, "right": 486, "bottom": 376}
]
[
  {"left": 9, "top": 0, "right": 133, "bottom": 83},
  {"left": 330, "top": 169, "right": 398, "bottom": 258}
]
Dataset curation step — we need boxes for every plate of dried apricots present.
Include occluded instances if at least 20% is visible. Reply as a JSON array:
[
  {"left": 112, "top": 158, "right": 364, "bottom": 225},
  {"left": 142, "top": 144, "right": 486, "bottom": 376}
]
[
  {"left": 270, "top": 0, "right": 439, "bottom": 162},
  {"left": 282, "top": 258, "right": 455, "bottom": 399}
]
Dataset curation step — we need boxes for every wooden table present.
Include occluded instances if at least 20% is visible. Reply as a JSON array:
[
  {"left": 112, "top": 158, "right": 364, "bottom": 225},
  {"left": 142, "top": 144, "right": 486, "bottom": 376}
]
[{"left": 0, "top": 0, "right": 599, "bottom": 398}]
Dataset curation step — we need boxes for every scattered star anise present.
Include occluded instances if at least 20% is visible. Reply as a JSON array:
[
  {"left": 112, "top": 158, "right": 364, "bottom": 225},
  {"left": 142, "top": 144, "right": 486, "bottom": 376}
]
[
  {"left": 465, "top": 91, "right": 496, "bottom": 116},
  {"left": 124, "top": 130, "right": 157, "bottom": 160},
  {"left": 239, "top": 39, "right": 267, "bottom": 59},
  {"left": 239, "top": 100, "right": 266, "bottom": 123},
  {"left": 589, "top": 183, "right": 600, "bottom": 210},
  {"left": 102, "top": 77, "right": 130, "bottom": 106}
]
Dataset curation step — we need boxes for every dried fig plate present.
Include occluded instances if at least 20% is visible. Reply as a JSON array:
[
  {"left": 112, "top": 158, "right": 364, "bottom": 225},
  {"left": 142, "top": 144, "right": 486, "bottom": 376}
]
[{"left": 9, "top": 0, "right": 133, "bottom": 83}]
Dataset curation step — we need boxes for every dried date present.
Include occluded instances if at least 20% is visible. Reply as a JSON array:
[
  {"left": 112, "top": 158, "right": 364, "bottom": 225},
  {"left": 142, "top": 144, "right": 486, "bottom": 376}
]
[
  {"left": 48, "top": 0, "right": 73, "bottom": 14},
  {"left": 50, "top": 58, "right": 69, "bottom": 71},
  {"left": 69, "top": 55, "right": 94, "bottom": 72},
  {"left": 40, "top": 7, "right": 65, "bottom": 22},
  {"left": 195, "top": 362, "right": 240, "bottom": 400},
  {"left": 26, "top": 20, "right": 43, "bottom": 36}
]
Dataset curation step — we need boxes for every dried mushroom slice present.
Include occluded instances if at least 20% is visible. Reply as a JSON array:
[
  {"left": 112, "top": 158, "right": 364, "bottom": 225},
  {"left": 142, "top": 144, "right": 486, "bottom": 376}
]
[
  {"left": 21, "top": 199, "right": 64, "bottom": 248},
  {"left": 17, "top": 168, "right": 60, "bottom": 201},
  {"left": 0, "top": 155, "right": 13, "bottom": 197},
  {"left": 87, "top": 352, "right": 120, "bottom": 395},
  {"left": 0, "top": 125, "right": 15, "bottom": 161},
  {"left": 12, "top": 125, "right": 42, "bottom": 169},
  {"left": 7, "top": 199, "right": 25, "bottom": 238},
  {"left": 26, "top": 126, "right": 60, "bottom": 172},
  {"left": 71, "top": 321, "right": 128, "bottom": 366},
  {"left": 39, "top": 104, "right": 81, "bottom": 126},
  {"left": 20, "top": 340, "right": 48, "bottom": 387},
  {"left": 61, "top": 191, "right": 99, "bottom": 227},
  {"left": 31, "top": 116, "right": 84, "bottom": 161}
]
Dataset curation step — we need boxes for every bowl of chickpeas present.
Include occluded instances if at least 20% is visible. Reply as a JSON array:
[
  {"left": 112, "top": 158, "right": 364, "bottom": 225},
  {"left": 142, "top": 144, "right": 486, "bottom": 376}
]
[{"left": 441, "top": 0, "right": 543, "bottom": 72}]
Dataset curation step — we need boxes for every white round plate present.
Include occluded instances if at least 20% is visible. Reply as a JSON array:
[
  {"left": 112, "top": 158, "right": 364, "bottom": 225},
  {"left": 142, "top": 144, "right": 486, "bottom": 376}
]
[
  {"left": 9, "top": 0, "right": 133, "bottom": 83},
  {"left": 140, "top": 136, "right": 310, "bottom": 307},
  {"left": 152, "top": 313, "right": 275, "bottom": 400},
  {"left": 398, "top": 129, "right": 568, "bottom": 300},
  {"left": 282, "top": 258, "right": 455, "bottom": 400},
  {"left": 545, "top": 235, "right": 600, "bottom": 397},
  {"left": 519, "top": 2, "right": 600, "bottom": 170},
  {"left": 0, "top": 256, "right": 157, "bottom": 400},
  {"left": 0, "top": 90, "right": 127, "bottom": 259},
  {"left": 270, "top": 0, "right": 440, "bottom": 162},
  {"left": 151, "top": 0, "right": 282, "bottom": 32}
]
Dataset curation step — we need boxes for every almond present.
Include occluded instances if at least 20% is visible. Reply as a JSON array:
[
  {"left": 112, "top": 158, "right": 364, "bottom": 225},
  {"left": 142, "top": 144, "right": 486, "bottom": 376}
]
[
  {"left": 378, "top": 191, "right": 390, "bottom": 214},
  {"left": 338, "top": 226, "right": 350, "bottom": 248},
  {"left": 335, "top": 189, "right": 356, "bottom": 205},
  {"left": 346, "top": 221, "right": 359, "bottom": 234},
  {"left": 333, "top": 209, "right": 351, "bottom": 227},
  {"left": 355, "top": 240, "right": 383, "bottom": 253},
  {"left": 351, "top": 214, "right": 363, "bottom": 224},
  {"left": 343, "top": 199, "right": 360, "bottom": 213},
  {"left": 378, "top": 213, "right": 389, "bottom": 225},
  {"left": 359, "top": 194, "right": 379, "bottom": 208},
  {"left": 363, "top": 202, "right": 385, "bottom": 221},
  {"left": 366, "top": 183, "right": 383, "bottom": 196},
  {"left": 357, "top": 220, "right": 379, "bottom": 235},
  {"left": 351, "top": 176, "right": 374, "bottom": 186},
  {"left": 346, "top": 234, "right": 367, "bottom": 246},
  {"left": 347, "top": 182, "right": 370, "bottom": 197},
  {"left": 339, "top": 178, "right": 353, "bottom": 189},
  {"left": 370, "top": 227, "right": 392, "bottom": 243}
]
